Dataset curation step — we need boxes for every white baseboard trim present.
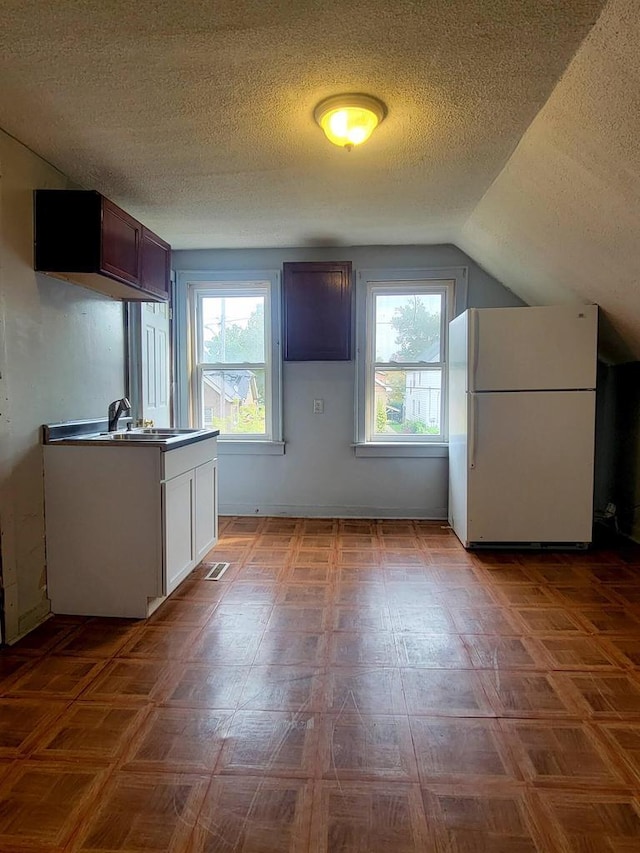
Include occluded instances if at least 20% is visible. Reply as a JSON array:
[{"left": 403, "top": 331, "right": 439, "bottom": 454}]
[{"left": 219, "top": 503, "right": 448, "bottom": 519}]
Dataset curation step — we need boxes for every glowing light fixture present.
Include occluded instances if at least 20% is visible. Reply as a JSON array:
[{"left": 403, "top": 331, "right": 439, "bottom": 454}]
[{"left": 314, "top": 94, "right": 387, "bottom": 151}]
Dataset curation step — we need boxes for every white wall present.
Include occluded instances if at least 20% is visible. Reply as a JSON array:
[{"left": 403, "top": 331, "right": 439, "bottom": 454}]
[
  {"left": 459, "top": 0, "right": 640, "bottom": 365},
  {"left": 0, "top": 131, "right": 126, "bottom": 642},
  {"left": 174, "top": 245, "right": 523, "bottom": 518}
]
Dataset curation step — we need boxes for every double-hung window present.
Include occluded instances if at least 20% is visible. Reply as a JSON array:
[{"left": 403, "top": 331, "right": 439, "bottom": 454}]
[
  {"left": 356, "top": 271, "right": 458, "bottom": 451},
  {"left": 188, "top": 276, "right": 281, "bottom": 442}
]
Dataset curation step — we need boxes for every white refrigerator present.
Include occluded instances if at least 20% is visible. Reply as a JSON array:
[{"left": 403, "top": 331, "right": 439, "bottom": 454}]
[{"left": 448, "top": 304, "right": 598, "bottom": 548}]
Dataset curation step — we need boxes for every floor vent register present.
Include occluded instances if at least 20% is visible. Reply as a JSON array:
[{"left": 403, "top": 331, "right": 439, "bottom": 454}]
[{"left": 203, "top": 562, "right": 230, "bottom": 581}]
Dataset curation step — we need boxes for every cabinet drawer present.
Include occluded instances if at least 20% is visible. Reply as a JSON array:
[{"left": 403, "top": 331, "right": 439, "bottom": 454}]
[{"left": 162, "top": 437, "right": 218, "bottom": 481}]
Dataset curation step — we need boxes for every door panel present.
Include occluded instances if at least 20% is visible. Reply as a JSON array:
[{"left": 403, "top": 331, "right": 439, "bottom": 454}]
[
  {"left": 101, "top": 198, "right": 141, "bottom": 285},
  {"left": 163, "top": 471, "right": 194, "bottom": 594},
  {"left": 194, "top": 460, "right": 217, "bottom": 561},
  {"left": 468, "top": 391, "right": 595, "bottom": 543},
  {"left": 140, "top": 226, "right": 171, "bottom": 299}
]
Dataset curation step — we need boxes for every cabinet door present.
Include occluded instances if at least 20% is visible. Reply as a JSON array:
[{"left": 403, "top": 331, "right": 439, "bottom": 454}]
[
  {"left": 140, "top": 226, "right": 171, "bottom": 300},
  {"left": 163, "top": 470, "right": 195, "bottom": 594},
  {"left": 283, "top": 261, "right": 352, "bottom": 360},
  {"left": 101, "top": 198, "right": 141, "bottom": 285},
  {"left": 194, "top": 459, "right": 217, "bottom": 562}
]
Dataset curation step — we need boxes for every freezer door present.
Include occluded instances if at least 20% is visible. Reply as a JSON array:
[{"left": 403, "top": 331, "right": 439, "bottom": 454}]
[
  {"left": 467, "top": 391, "right": 595, "bottom": 544},
  {"left": 470, "top": 305, "right": 597, "bottom": 391}
]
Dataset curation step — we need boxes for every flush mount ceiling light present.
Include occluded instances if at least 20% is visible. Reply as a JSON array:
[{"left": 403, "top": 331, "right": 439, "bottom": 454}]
[{"left": 314, "top": 93, "right": 387, "bottom": 151}]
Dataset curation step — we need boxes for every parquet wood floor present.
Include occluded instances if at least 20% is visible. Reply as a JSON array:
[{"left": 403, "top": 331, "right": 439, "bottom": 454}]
[{"left": 2, "top": 518, "right": 640, "bottom": 850}]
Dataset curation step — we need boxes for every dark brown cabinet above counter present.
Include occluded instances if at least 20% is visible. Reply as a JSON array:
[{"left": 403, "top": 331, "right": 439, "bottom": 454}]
[{"left": 34, "top": 189, "right": 171, "bottom": 302}]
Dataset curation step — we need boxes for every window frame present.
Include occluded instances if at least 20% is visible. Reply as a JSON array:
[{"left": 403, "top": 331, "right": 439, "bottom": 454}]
[
  {"left": 181, "top": 272, "right": 282, "bottom": 447},
  {"left": 355, "top": 268, "right": 465, "bottom": 457}
]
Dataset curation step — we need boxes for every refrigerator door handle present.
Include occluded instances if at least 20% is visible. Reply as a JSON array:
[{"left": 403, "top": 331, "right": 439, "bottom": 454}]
[
  {"left": 469, "top": 395, "right": 477, "bottom": 469},
  {"left": 469, "top": 309, "right": 479, "bottom": 392}
]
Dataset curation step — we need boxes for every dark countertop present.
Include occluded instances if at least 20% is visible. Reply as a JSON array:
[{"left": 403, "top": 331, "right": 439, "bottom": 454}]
[{"left": 43, "top": 419, "right": 219, "bottom": 451}]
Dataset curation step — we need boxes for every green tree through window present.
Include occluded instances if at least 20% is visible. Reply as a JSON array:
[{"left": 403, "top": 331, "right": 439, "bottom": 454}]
[
  {"left": 389, "top": 297, "right": 440, "bottom": 361},
  {"left": 204, "top": 303, "right": 265, "bottom": 364}
]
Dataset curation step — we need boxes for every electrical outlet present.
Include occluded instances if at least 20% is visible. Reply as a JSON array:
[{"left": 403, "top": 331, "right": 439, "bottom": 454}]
[
  {"left": 313, "top": 399, "right": 324, "bottom": 414},
  {"left": 604, "top": 502, "right": 617, "bottom": 518}
]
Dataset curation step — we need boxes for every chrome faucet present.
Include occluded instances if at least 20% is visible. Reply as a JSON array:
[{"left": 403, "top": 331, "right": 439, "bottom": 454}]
[{"left": 107, "top": 397, "right": 131, "bottom": 432}]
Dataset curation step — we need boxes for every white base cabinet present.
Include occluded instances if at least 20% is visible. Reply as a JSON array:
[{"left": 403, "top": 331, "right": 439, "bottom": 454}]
[
  {"left": 194, "top": 459, "right": 217, "bottom": 563},
  {"left": 163, "top": 469, "right": 196, "bottom": 595},
  {"left": 44, "top": 437, "right": 217, "bottom": 617}
]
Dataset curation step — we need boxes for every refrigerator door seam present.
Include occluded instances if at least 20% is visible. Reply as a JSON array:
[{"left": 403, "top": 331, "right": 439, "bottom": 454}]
[{"left": 473, "top": 388, "right": 595, "bottom": 393}]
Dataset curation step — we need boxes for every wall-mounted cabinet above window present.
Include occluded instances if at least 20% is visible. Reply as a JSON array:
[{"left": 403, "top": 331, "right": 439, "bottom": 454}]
[
  {"left": 34, "top": 189, "right": 171, "bottom": 302},
  {"left": 282, "top": 261, "right": 352, "bottom": 360}
]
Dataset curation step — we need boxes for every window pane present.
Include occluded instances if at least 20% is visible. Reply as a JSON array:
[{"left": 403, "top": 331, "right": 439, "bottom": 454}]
[
  {"left": 201, "top": 296, "right": 265, "bottom": 363},
  {"left": 202, "top": 368, "right": 266, "bottom": 434},
  {"left": 374, "top": 292, "right": 442, "bottom": 362},
  {"left": 373, "top": 369, "right": 441, "bottom": 436}
]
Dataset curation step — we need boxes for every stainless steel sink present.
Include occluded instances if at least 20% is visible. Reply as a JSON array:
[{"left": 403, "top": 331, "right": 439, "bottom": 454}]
[
  {"left": 105, "top": 433, "right": 165, "bottom": 441},
  {"left": 137, "top": 428, "right": 204, "bottom": 436},
  {"left": 97, "top": 428, "right": 205, "bottom": 440}
]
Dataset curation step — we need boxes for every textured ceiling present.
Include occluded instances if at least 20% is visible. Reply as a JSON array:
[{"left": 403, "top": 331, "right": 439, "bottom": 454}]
[
  {"left": 0, "top": 0, "right": 604, "bottom": 249},
  {"left": 459, "top": 0, "right": 640, "bottom": 361}
]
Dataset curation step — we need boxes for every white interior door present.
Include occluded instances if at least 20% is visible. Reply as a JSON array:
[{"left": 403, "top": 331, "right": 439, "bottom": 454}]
[
  {"left": 140, "top": 302, "right": 170, "bottom": 426},
  {"left": 467, "top": 391, "right": 595, "bottom": 543}
]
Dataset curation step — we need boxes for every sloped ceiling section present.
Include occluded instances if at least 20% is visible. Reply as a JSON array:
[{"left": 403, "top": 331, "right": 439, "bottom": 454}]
[
  {"left": 0, "top": 0, "right": 603, "bottom": 249},
  {"left": 460, "top": 0, "right": 640, "bottom": 362}
]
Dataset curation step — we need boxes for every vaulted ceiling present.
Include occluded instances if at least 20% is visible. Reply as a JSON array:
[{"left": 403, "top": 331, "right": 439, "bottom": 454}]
[
  {"left": 0, "top": 0, "right": 637, "bottom": 358},
  {"left": 458, "top": 0, "right": 640, "bottom": 362}
]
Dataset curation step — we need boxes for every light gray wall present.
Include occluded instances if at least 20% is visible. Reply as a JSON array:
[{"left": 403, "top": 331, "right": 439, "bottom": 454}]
[
  {"left": 0, "top": 131, "right": 126, "bottom": 641},
  {"left": 174, "top": 245, "right": 524, "bottom": 518}
]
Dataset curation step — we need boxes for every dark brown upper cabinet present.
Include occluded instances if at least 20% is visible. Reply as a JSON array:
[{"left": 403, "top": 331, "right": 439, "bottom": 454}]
[
  {"left": 282, "top": 261, "right": 352, "bottom": 361},
  {"left": 34, "top": 189, "right": 171, "bottom": 302}
]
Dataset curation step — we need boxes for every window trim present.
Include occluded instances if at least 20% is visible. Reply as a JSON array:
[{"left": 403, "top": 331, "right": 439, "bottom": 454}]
[
  {"left": 190, "top": 284, "right": 271, "bottom": 439},
  {"left": 355, "top": 267, "right": 466, "bottom": 455},
  {"left": 177, "top": 270, "right": 282, "bottom": 444},
  {"left": 365, "top": 281, "right": 451, "bottom": 443}
]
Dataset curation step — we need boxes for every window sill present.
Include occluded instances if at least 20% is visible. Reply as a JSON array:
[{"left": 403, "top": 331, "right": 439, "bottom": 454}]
[
  {"left": 217, "top": 440, "right": 285, "bottom": 456},
  {"left": 353, "top": 442, "right": 449, "bottom": 458}
]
